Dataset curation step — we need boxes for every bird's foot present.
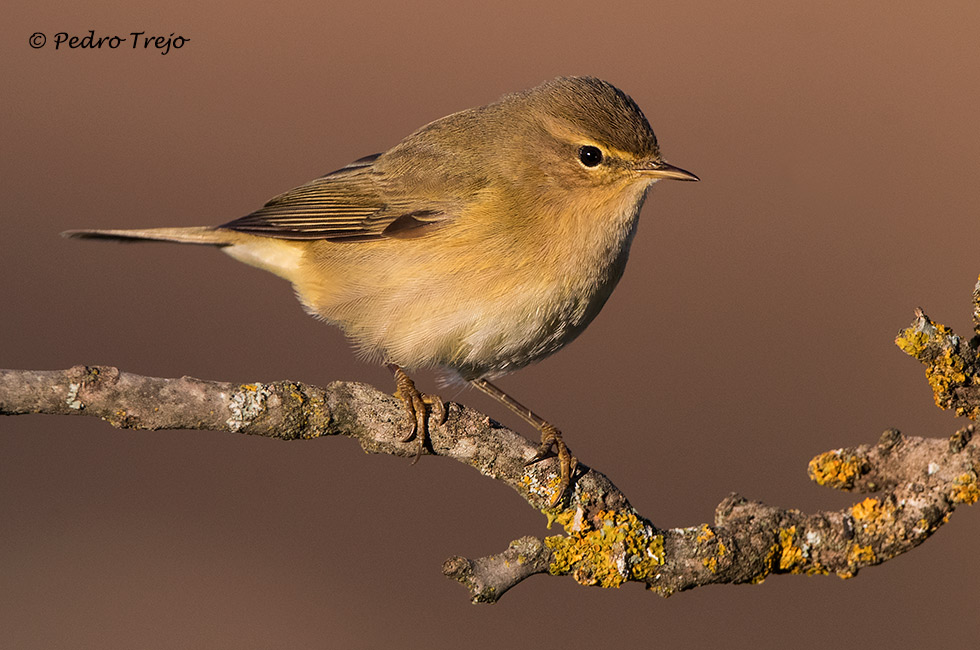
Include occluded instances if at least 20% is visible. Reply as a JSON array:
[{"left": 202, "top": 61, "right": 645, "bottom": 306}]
[
  {"left": 526, "top": 423, "right": 578, "bottom": 506},
  {"left": 388, "top": 364, "right": 446, "bottom": 463}
]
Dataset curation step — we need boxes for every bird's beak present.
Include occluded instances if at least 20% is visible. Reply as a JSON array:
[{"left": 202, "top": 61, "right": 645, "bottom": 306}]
[{"left": 638, "top": 160, "right": 700, "bottom": 182}]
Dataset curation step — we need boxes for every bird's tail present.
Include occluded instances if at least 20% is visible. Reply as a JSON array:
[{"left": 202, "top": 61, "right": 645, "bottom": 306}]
[
  {"left": 61, "top": 227, "right": 235, "bottom": 246},
  {"left": 62, "top": 226, "right": 305, "bottom": 282}
]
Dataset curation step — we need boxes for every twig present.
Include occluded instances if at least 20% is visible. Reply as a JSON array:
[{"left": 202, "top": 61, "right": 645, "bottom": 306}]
[{"left": 2, "top": 276, "right": 977, "bottom": 603}]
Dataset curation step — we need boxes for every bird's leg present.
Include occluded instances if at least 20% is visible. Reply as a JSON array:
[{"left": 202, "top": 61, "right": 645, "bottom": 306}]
[
  {"left": 469, "top": 378, "right": 577, "bottom": 506},
  {"left": 387, "top": 364, "right": 446, "bottom": 463}
]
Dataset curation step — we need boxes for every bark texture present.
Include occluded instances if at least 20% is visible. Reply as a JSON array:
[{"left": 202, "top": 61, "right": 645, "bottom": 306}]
[{"left": 2, "top": 277, "right": 978, "bottom": 603}]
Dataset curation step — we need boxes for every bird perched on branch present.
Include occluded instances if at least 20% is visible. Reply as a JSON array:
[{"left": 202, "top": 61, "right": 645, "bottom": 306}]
[{"left": 65, "top": 76, "right": 698, "bottom": 504}]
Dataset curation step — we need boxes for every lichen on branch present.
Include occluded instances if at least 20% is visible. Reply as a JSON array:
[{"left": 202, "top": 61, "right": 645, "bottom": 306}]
[
  {"left": 2, "top": 277, "right": 978, "bottom": 603},
  {"left": 894, "top": 275, "right": 980, "bottom": 419}
]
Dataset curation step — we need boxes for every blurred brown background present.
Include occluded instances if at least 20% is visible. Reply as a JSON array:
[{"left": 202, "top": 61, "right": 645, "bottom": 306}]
[{"left": 2, "top": 1, "right": 978, "bottom": 648}]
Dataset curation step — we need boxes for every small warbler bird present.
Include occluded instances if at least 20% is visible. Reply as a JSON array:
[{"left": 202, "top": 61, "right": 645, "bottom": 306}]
[{"left": 64, "top": 76, "right": 697, "bottom": 503}]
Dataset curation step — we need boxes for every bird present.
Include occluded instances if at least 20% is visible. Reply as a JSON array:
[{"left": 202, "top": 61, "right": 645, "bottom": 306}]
[{"left": 64, "top": 76, "right": 698, "bottom": 504}]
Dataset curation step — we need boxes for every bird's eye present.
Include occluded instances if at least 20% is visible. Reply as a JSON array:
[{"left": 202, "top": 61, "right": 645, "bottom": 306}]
[{"left": 578, "top": 145, "right": 603, "bottom": 167}]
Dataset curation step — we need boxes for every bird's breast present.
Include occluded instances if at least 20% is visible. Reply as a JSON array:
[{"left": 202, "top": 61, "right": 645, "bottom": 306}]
[
  {"left": 298, "top": 184, "right": 648, "bottom": 379},
  {"left": 439, "top": 189, "right": 646, "bottom": 377}
]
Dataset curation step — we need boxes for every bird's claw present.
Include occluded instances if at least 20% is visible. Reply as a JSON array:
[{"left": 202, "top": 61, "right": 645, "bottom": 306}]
[
  {"left": 389, "top": 364, "right": 445, "bottom": 463},
  {"left": 525, "top": 423, "right": 578, "bottom": 506}
]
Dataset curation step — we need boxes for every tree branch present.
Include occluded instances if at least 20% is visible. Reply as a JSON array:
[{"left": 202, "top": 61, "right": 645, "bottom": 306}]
[{"left": 2, "top": 276, "right": 978, "bottom": 603}]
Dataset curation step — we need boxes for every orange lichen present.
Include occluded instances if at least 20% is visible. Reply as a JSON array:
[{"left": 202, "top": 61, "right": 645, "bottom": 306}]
[
  {"left": 751, "top": 544, "right": 779, "bottom": 584},
  {"left": 851, "top": 497, "right": 896, "bottom": 536},
  {"left": 696, "top": 524, "right": 716, "bottom": 544},
  {"left": 545, "top": 509, "right": 664, "bottom": 588},
  {"left": 925, "top": 348, "right": 968, "bottom": 411},
  {"left": 808, "top": 450, "right": 867, "bottom": 489},
  {"left": 950, "top": 471, "right": 979, "bottom": 505},
  {"left": 695, "top": 525, "right": 729, "bottom": 574},
  {"left": 846, "top": 544, "right": 876, "bottom": 569},
  {"left": 895, "top": 328, "right": 930, "bottom": 358},
  {"left": 778, "top": 526, "right": 806, "bottom": 572},
  {"left": 895, "top": 313, "right": 975, "bottom": 416}
]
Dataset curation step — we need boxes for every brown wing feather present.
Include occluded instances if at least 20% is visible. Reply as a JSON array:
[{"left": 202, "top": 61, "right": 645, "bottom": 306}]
[{"left": 219, "top": 154, "right": 449, "bottom": 242}]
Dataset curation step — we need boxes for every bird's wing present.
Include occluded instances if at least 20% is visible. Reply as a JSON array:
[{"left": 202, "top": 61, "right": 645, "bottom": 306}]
[{"left": 219, "top": 154, "right": 450, "bottom": 242}]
